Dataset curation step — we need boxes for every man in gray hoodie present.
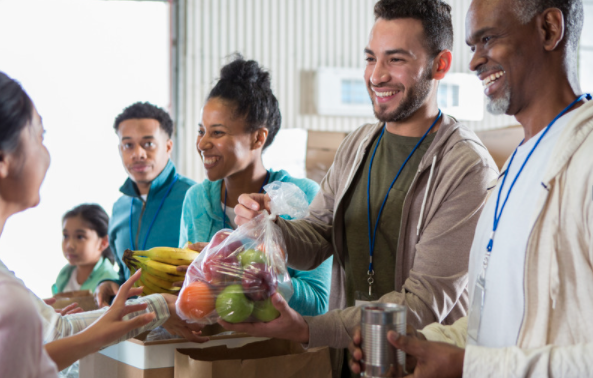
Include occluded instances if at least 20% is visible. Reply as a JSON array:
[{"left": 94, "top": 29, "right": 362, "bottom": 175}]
[{"left": 225, "top": 0, "right": 498, "bottom": 374}]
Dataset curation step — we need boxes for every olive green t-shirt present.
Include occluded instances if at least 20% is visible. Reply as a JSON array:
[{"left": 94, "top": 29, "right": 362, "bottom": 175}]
[{"left": 343, "top": 129, "right": 435, "bottom": 306}]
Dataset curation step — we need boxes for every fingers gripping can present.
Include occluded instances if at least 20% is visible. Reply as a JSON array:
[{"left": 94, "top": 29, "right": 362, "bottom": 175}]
[{"left": 361, "top": 303, "right": 407, "bottom": 377}]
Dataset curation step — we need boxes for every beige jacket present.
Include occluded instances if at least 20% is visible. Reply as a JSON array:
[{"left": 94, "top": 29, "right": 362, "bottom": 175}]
[
  {"left": 277, "top": 115, "right": 498, "bottom": 350},
  {"left": 422, "top": 100, "right": 593, "bottom": 377}
]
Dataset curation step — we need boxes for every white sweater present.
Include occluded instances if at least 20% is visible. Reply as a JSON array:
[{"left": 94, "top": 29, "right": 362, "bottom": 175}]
[{"left": 421, "top": 100, "right": 593, "bottom": 378}]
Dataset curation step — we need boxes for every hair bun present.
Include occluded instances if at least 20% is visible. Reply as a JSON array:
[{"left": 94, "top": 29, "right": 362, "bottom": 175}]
[{"left": 219, "top": 54, "right": 271, "bottom": 90}]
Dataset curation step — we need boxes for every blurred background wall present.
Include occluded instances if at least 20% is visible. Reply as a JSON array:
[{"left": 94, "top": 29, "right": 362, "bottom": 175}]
[{"left": 0, "top": 0, "right": 591, "bottom": 297}]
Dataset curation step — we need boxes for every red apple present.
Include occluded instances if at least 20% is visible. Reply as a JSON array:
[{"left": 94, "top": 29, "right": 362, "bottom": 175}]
[
  {"left": 202, "top": 231, "right": 244, "bottom": 285},
  {"left": 241, "top": 262, "right": 278, "bottom": 301},
  {"left": 209, "top": 229, "right": 232, "bottom": 249}
]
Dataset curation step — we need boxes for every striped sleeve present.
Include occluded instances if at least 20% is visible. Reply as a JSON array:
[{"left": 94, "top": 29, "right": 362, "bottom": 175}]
[{"left": 39, "top": 294, "right": 170, "bottom": 345}]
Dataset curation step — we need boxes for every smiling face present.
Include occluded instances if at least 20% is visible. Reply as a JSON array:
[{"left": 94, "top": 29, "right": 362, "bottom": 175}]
[
  {"left": 466, "top": 0, "right": 540, "bottom": 115},
  {"left": 62, "top": 215, "right": 107, "bottom": 267},
  {"left": 197, "top": 98, "right": 266, "bottom": 182},
  {"left": 117, "top": 118, "right": 173, "bottom": 193},
  {"left": 364, "top": 18, "right": 435, "bottom": 123}
]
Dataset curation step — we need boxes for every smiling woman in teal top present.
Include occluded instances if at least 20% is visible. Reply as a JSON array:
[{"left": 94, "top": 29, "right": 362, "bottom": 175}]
[{"left": 179, "top": 55, "right": 332, "bottom": 316}]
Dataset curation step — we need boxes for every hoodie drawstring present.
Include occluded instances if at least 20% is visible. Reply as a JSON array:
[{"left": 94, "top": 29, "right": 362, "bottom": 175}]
[{"left": 417, "top": 155, "right": 437, "bottom": 236}]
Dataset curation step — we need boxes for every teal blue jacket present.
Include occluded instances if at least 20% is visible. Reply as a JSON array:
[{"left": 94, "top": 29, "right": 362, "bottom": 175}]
[
  {"left": 179, "top": 169, "right": 332, "bottom": 316},
  {"left": 109, "top": 160, "right": 196, "bottom": 285},
  {"left": 52, "top": 257, "right": 119, "bottom": 295}
]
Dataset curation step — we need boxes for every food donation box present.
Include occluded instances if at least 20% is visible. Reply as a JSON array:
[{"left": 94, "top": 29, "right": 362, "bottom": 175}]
[
  {"left": 174, "top": 338, "right": 332, "bottom": 378},
  {"left": 79, "top": 325, "right": 266, "bottom": 378}
]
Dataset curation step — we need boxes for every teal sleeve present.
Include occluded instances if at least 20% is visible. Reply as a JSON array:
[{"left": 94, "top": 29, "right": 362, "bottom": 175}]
[
  {"left": 178, "top": 192, "right": 192, "bottom": 248},
  {"left": 286, "top": 256, "right": 333, "bottom": 316},
  {"left": 107, "top": 207, "right": 127, "bottom": 287}
]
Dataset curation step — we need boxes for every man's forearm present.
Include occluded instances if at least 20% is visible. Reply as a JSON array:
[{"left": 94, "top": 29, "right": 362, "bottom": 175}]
[{"left": 278, "top": 217, "right": 335, "bottom": 271}]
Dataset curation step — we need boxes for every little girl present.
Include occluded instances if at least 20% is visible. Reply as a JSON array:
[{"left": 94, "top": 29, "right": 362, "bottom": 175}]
[{"left": 52, "top": 204, "right": 119, "bottom": 295}]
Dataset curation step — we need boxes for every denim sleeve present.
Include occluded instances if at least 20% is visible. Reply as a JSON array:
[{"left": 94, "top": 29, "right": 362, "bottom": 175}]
[{"left": 286, "top": 256, "right": 333, "bottom": 316}]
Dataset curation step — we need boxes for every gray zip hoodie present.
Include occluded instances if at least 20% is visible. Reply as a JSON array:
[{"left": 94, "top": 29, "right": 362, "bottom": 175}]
[{"left": 276, "top": 114, "right": 499, "bottom": 351}]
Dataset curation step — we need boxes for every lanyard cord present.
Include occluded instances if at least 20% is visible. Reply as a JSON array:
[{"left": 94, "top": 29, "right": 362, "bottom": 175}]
[
  {"left": 129, "top": 174, "right": 179, "bottom": 251},
  {"left": 487, "top": 93, "right": 592, "bottom": 253},
  {"left": 367, "top": 110, "right": 442, "bottom": 277},
  {"left": 223, "top": 170, "right": 270, "bottom": 229}
]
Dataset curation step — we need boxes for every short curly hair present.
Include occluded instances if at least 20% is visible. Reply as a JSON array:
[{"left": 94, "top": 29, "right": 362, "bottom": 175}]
[
  {"left": 374, "top": 0, "right": 453, "bottom": 58},
  {"left": 113, "top": 102, "right": 173, "bottom": 138},
  {"left": 513, "top": 0, "right": 583, "bottom": 54},
  {"left": 207, "top": 54, "right": 281, "bottom": 150}
]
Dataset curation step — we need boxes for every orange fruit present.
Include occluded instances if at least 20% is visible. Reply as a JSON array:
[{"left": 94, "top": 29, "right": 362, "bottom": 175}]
[{"left": 177, "top": 281, "right": 216, "bottom": 321}]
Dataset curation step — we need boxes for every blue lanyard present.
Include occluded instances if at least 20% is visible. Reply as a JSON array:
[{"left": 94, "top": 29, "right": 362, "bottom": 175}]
[
  {"left": 487, "top": 93, "right": 591, "bottom": 253},
  {"left": 223, "top": 170, "right": 270, "bottom": 229},
  {"left": 129, "top": 174, "right": 179, "bottom": 250},
  {"left": 366, "top": 110, "right": 442, "bottom": 286}
]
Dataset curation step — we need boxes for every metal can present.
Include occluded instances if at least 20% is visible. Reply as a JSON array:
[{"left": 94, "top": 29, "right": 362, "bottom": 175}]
[{"left": 361, "top": 303, "right": 407, "bottom": 377}]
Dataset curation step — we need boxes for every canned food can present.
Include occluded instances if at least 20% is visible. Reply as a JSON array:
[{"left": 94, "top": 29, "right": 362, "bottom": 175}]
[{"left": 361, "top": 303, "right": 407, "bottom": 377}]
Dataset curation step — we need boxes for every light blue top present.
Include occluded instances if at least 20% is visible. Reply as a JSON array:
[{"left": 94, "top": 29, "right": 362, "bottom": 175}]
[
  {"left": 179, "top": 169, "right": 332, "bottom": 316},
  {"left": 52, "top": 257, "right": 119, "bottom": 295}
]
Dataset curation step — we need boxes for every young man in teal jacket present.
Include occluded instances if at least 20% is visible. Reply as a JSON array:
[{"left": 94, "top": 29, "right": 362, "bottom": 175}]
[{"left": 95, "top": 102, "right": 196, "bottom": 307}]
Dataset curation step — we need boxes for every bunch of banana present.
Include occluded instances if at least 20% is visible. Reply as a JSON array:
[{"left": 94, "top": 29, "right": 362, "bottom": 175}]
[{"left": 124, "top": 246, "right": 200, "bottom": 296}]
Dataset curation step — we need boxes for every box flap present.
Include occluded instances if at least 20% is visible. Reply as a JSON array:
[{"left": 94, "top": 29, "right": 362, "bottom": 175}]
[{"left": 176, "top": 339, "right": 298, "bottom": 362}]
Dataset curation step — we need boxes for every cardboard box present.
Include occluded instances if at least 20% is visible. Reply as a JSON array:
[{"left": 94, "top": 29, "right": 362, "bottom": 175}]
[
  {"left": 79, "top": 325, "right": 268, "bottom": 378},
  {"left": 52, "top": 290, "right": 98, "bottom": 312},
  {"left": 475, "top": 125, "right": 524, "bottom": 170},
  {"left": 306, "top": 130, "right": 348, "bottom": 183},
  {"left": 175, "top": 338, "right": 332, "bottom": 378}
]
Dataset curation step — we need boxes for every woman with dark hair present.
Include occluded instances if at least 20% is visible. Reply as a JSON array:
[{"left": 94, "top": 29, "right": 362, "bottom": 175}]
[
  {"left": 52, "top": 204, "right": 119, "bottom": 295},
  {"left": 0, "top": 71, "right": 205, "bottom": 377},
  {"left": 179, "top": 55, "right": 333, "bottom": 316}
]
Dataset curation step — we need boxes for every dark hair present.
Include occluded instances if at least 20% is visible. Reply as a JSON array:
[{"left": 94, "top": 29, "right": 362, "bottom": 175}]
[
  {"left": 207, "top": 54, "right": 281, "bottom": 150},
  {"left": 0, "top": 72, "right": 34, "bottom": 154},
  {"left": 374, "top": 0, "right": 454, "bottom": 58},
  {"left": 113, "top": 102, "right": 174, "bottom": 138},
  {"left": 514, "top": 0, "right": 584, "bottom": 54},
  {"left": 63, "top": 204, "right": 115, "bottom": 265}
]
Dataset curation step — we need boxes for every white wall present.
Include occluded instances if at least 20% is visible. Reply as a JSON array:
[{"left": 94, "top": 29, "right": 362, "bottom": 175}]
[
  {"left": 172, "top": 0, "right": 520, "bottom": 181},
  {"left": 0, "top": 0, "right": 169, "bottom": 298},
  {"left": 581, "top": 1, "right": 593, "bottom": 93}
]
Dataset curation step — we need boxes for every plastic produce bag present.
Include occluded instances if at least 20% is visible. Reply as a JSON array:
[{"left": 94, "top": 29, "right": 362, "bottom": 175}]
[{"left": 176, "top": 182, "right": 309, "bottom": 325}]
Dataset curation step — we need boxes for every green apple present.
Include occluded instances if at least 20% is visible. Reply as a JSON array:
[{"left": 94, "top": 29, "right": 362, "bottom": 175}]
[
  {"left": 252, "top": 297, "right": 280, "bottom": 322},
  {"left": 215, "top": 284, "right": 254, "bottom": 323},
  {"left": 238, "top": 249, "right": 266, "bottom": 267}
]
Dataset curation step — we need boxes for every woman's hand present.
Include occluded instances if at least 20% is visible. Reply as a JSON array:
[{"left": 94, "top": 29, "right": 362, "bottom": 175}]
[
  {"left": 45, "top": 269, "right": 156, "bottom": 371},
  {"left": 84, "top": 269, "right": 156, "bottom": 347},
  {"left": 56, "top": 302, "right": 84, "bottom": 316},
  {"left": 43, "top": 298, "right": 84, "bottom": 315}
]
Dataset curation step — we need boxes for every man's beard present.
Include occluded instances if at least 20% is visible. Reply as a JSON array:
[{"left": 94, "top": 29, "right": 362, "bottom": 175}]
[
  {"left": 486, "top": 85, "right": 511, "bottom": 115},
  {"left": 369, "top": 71, "right": 433, "bottom": 123},
  {"left": 477, "top": 64, "right": 511, "bottom": 115}
]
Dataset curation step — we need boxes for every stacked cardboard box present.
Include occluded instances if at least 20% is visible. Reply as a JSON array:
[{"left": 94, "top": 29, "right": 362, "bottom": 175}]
[{"left": 80, "top": 325, "right": 331, "bottom": 378}]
